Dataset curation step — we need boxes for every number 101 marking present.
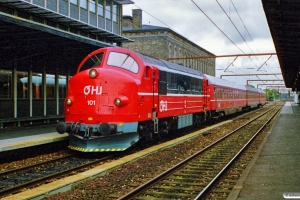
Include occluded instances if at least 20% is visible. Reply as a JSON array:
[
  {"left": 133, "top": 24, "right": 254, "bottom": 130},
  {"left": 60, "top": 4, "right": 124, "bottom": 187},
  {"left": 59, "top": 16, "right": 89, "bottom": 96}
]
[{"left": 87, "top": 100, "right": 96, "bottom": 105}]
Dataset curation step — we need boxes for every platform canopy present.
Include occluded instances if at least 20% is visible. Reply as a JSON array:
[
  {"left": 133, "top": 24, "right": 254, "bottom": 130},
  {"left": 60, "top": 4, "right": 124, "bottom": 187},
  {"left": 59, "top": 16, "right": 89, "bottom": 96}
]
[
  {"left": 0, "top": 0, "right": 133, "bottom": 75},
  {"left": 262, "top": 0, "right": 300, "bottom": 91}
]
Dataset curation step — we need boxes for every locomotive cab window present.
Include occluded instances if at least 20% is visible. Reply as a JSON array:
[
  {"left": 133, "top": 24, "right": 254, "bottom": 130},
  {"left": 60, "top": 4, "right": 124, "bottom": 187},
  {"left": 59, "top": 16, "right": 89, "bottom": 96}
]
[
  {"left": 107, "top": 52, "right": 139, "bottom": 73},
  {"left": 79, "top": 53, "right": 104, "bottom": 72}
]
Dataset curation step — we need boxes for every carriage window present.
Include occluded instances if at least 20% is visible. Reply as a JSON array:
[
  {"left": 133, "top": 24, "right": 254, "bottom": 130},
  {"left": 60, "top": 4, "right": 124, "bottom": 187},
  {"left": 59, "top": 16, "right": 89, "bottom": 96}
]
[
  {"left": 107, "top": 52, "right": 139, "bottom": 73},
  {"left": 79, "top": 53, "right": 104, "bottom": 72}
]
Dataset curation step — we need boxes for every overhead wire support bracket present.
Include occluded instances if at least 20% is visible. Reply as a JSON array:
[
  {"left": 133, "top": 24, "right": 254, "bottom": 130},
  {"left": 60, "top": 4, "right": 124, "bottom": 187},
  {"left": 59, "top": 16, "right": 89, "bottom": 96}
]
[
  {"left": 224, "top": 56, "right": 238, "bottom": 72},
  {"left": 257, "top": 55, "right": 273, "bottom": 71}
]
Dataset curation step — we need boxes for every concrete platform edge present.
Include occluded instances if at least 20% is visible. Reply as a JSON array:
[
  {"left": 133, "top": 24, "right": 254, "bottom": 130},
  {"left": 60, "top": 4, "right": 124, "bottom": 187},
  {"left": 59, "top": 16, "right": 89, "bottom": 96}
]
[
  {"left": 226, "top": 108, "right": 281, "bottom": 200},
  {"left": 0, "top": 133, "right": 68, "bottom": 152}
]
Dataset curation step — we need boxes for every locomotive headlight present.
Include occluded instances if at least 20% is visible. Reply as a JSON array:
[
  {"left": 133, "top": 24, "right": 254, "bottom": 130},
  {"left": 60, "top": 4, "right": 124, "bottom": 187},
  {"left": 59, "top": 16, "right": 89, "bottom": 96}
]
[
  {"left": 114, "top": 98, "right": 122, "bottom": 106},
  {"left": 114, "top": 96, "right": 129, "bottom": 107},
  {"left": 89, "top": 69, "right": 97, "bottom": 78},
  {"left": 66, "top": 97, "right": 72, "bottom": 106}
]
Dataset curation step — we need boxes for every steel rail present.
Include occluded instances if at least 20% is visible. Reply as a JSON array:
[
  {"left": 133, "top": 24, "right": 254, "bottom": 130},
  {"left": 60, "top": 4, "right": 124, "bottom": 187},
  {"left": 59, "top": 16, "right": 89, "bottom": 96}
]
[
  {"left": 0, "top": 154, "right": 74, "bottom": 177},
  {"left": 116, "top": 106, "right": 280, "bottom": 200},
  {"left": 194, "top": 105, "right": 282, "bottom": 199},
  {"left": 0, "top": 155, "right": 113, "bottom": 197}
]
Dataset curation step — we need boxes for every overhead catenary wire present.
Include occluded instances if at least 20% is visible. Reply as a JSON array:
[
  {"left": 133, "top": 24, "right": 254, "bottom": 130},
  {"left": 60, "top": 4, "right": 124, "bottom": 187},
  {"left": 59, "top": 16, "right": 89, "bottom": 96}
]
[
  {"left": 229, "top": 0, "right": 257, "bottom": 51},
  {"left": 215, "top": 0, "right": 262, "bottom": 75},
  {"left": 126, "top": 1, "right": 281, "bottom": 86},
  {"left": 190, "top": 0, "right": 246, "bottom": 55},
  {"left": 190, "top": 0, "right": 251, "bottom": 75},
  {"left": 125, "top": 3, "right": 216, "bottom": 74}
]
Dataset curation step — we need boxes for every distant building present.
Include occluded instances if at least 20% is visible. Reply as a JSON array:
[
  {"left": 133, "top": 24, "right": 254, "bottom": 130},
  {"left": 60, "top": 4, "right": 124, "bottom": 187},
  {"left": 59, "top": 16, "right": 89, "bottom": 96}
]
[{"left": 122, "top": 9, "right": 216, "bottom": 76}]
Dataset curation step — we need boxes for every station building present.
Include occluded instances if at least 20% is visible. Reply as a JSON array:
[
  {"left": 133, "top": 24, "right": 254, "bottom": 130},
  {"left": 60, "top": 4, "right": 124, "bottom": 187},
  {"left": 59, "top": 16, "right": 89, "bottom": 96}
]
[
  {"left": 122, "top": 9, "right": 216, "bottom": 76},
  {"left": 0, "top": 0, "right": 133, "bottom": 128}
]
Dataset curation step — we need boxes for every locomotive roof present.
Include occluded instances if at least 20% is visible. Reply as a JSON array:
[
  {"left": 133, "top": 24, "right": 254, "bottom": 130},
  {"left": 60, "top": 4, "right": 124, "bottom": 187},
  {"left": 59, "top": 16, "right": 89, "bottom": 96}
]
[{"left": 136, "top": 53, "right": 206, "bottom": 79}]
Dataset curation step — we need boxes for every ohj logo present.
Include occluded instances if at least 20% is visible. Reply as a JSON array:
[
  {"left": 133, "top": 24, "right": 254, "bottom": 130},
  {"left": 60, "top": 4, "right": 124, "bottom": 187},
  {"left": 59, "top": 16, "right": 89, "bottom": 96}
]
[
  {"left": 159, "top": 100, "right": 168, "bottom": 112},
  {"left": 84, "top": 85, "right": 102, "bottom": 95}
]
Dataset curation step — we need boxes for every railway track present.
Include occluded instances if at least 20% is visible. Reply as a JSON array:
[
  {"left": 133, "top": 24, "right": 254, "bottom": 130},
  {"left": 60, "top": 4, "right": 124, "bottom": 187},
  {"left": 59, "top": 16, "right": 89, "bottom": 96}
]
[
  {"left": 0, "top": 153, "right": 114, "bottom": 197},
  {"left": 116, "top": 104, "right": 282, "bottom": 200}
]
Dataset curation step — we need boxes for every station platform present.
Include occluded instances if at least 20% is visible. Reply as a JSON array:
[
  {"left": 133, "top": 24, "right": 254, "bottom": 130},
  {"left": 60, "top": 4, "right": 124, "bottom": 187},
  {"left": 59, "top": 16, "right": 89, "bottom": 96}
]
[
  {"left": 227, "top": 101, "right": 300, "bottom": 200},
  {"left": 0, "top": 125, "right": 68, "bottom": 152}
]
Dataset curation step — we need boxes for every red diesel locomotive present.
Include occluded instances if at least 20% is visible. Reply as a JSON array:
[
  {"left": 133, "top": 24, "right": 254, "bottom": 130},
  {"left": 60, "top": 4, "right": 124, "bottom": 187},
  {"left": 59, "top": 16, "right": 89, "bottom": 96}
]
[{"left": 56, "top": 47, "right": 266, "bottom": 152}]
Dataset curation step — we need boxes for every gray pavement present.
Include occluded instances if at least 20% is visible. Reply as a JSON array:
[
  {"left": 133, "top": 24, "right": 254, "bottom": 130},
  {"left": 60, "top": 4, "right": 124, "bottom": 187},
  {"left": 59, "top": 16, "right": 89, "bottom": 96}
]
[
  {"left": 0, "top": 124, "right": 57, "bottom": 140},
  {"left": 227, "top": 101, "right": 300, "bottom": 200}
]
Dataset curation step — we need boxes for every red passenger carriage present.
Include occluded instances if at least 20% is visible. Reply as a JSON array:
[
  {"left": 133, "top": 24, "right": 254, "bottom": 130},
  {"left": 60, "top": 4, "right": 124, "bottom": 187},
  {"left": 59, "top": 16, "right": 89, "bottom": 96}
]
[{"left": 205, "top": 74, "right": 247, "bottom": 117}]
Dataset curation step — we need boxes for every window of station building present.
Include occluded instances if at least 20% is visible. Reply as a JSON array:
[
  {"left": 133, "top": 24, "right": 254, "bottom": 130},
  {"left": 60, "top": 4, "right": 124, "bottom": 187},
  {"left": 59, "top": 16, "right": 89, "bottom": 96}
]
[
  {"left": 18, "top": 71, "right": 29, "bottom": 99},
  {"left": 80, "top": 0, "right": 87, "bottom": 9},
  {"left": 98, "top": 0, "right": 104, "bottom": 16},
  {"left": 89, "top": 0, "right": 96, "bottom": 13},
  {"left": 58, "top": 75, "right": 67, "bottom": 99},
  {"left": 0, "top": 70, "right": 12, "bottom": 99},
  {"left": 31, "top": 73, "right": 43, "bottom": 99},
  {"left": 106, "top": 0, "right": 111, "bottom": 20},
  {"left": 70, "top": 0, "right": 78, "bottom": 5},
  {"left": 113, "top": 2, "right": 117, "bottom": 22},
  {"left": 45, "top": 74, "right": 55, "bottom": 99}
]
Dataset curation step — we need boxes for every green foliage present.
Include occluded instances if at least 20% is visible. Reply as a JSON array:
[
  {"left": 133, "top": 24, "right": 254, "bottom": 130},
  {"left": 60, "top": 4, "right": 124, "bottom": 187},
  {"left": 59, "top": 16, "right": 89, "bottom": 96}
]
[{"left": 265, "top": 89, "right": 279, "bottom": 101}]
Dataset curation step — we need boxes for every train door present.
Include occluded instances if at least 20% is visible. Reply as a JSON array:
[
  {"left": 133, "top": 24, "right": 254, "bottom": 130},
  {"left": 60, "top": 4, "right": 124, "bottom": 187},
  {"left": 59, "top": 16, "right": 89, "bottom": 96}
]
[
  {"left": 152, "top": 67, "right": 159, "bottom": 133},
  {"left": 203, "top": 79, "right": 208, "bottom": 110},
  {"left": 202, "top": 79, "right": 209, "bottom": 121}
]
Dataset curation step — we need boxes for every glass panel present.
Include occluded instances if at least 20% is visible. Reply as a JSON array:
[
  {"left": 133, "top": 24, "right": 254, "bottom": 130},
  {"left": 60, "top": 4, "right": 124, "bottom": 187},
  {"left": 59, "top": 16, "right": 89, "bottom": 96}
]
[
  {"left": 18, "top": 71, "right": 29, "bottom": 99},
  {"left": 98, "top": 0, "right": 104, "bottom": 16},
  {"left": 106, "top": 0, "right": 111, "bottom": 19},
  {"left": 70, "top": 0, "right": 77, "bottom": 5},
  {"left": 79, "top": 53, "right": 104, "bottom": 72},
  {"left": 45, "top": 74, "right": 55, "bottom": 99},
  {"left": 0, "top": 70, "right": 12, "bottom": 99},
  {"left": 89, "top": 0, "right": 96, "bottom": 13},
  {"left": 59, "top": 75, "right": 67, "bottom": 98},
  {"left": 31, "top": 73, "right": 43, "bottom": 99},
  {"left": 80, "top": 0, "right": 87, "bottom": 9},
  {"left": 107, "top": 52, "right": 139, "bottom": 73},
  {"left": 113, "top": 2, "right": 117, "bottom": 22}
]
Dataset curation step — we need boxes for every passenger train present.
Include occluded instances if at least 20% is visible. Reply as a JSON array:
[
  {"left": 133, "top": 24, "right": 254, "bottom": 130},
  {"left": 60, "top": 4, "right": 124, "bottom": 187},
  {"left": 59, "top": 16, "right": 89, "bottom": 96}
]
[{"left": 56, "top": 47, "right": 266, "bottom": 152}]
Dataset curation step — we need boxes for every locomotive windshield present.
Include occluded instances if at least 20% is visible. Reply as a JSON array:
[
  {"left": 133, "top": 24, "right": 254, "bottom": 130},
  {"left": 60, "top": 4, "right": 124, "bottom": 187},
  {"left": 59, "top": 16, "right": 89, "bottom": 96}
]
[
  {"left": 78, "top": 53, "right": 104, "bottom": 72},
  {"left": 107, "top": 52, "right": 139, "bottom": 73}
]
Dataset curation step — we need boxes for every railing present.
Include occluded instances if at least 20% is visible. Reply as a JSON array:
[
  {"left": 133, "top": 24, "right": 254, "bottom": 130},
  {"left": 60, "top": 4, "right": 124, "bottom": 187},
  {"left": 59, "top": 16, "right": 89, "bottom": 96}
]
[{"left": 21, "top": 0, "right": 120, "bottom": 34}]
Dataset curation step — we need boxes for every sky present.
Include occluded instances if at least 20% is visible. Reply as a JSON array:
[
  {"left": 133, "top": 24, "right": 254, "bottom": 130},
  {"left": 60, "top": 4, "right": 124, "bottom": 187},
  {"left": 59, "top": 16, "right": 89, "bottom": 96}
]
[{"left": 122, "top": 0, "right": 286, "bottom": 91}]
